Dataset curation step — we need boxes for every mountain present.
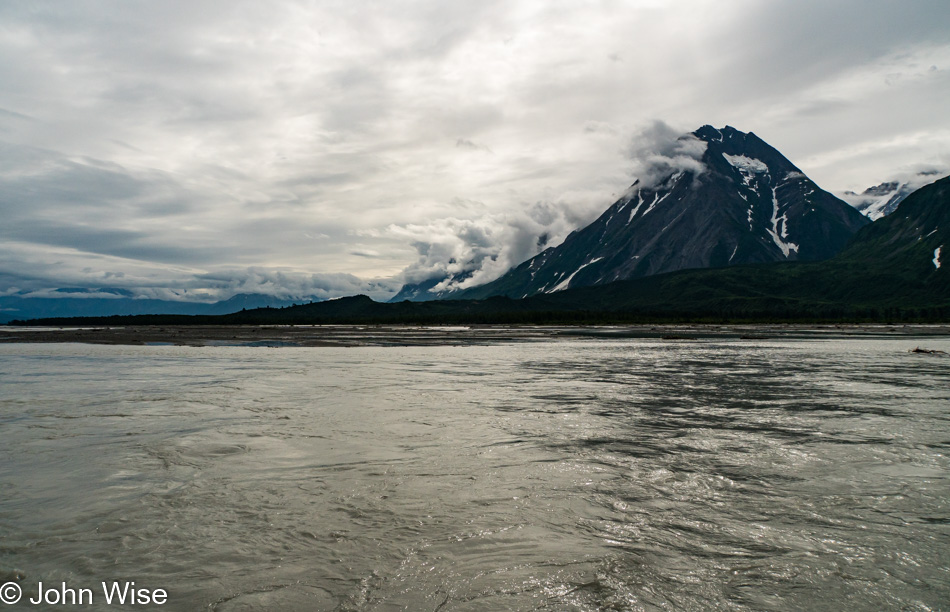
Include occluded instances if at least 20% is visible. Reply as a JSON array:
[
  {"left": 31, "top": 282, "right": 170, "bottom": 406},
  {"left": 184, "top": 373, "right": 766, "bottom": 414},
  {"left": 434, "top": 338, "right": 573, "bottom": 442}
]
[
  {"left": 200, "top": 293, "right": 316, "bottom": 315},
  {"left": 840, "top": 172, "right": 942, "bottom": 221},
  {"left": 554, "top": 173, "right": 950, "bottom": 316},
  {"left": 433, "top": 125, "right": 869, "bottom": 300},
  {"left": 833, "top": 174, "right": 948, "bottom": 284},
  {"left": 842, "top": 181, "right": 916, "bottom": 220},
  {"left": 0, "top": 291, "right": 319, "bottom": 324},
  {"left": 388, "top": 278, "right": 448, "bottom": 302},
  {"left": 388, "top": 270, "right": 473, "bottom": 303},
  {"left": 512, "top": 174, "right": 949, "bottom": 317}
]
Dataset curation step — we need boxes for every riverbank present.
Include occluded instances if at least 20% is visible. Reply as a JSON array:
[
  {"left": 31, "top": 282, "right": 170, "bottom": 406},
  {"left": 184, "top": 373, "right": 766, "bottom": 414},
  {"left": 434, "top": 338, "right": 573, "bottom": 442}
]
[{"left": 3, "top": 323, "right": 950, "bottom": 347}]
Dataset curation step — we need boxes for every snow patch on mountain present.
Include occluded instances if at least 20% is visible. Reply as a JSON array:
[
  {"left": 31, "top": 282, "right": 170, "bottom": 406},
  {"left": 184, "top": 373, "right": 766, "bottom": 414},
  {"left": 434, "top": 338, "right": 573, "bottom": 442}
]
[
  {"left": 548, "top": 257, "right": 604, "bottom": 293},
  {"left": 767, "top": 187, "right": 799, "bottom": 257},
  {"left": 628, "top": 191, "right": 646, "bottom": 222},
  {"left": 724, "top": 154, "right": 768, "bottom": 189},
  {"left": 643, "top": 191, "right": 670, "bottom": 216},
  {"left": 723, "top": 153, "right": 769, "bottom": 174},
  {"left": 935, "top": 246, "right": 943, "bottom": 270}
]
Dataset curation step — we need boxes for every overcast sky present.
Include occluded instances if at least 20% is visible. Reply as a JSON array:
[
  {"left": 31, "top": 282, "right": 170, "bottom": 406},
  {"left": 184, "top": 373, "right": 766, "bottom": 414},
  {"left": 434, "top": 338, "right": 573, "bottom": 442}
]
[{"left": 2, "top": 0, "right": 948, "bottom": 301}]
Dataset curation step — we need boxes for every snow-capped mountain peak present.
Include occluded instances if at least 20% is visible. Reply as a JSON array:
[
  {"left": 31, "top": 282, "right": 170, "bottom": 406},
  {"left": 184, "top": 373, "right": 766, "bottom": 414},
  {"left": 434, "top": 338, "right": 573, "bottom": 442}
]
[
  {"left": 841, "top": 172, "right": 943, "bottom": 221},
  {"left": 443, "top": 125, "right": 870, "bottom": 300}
]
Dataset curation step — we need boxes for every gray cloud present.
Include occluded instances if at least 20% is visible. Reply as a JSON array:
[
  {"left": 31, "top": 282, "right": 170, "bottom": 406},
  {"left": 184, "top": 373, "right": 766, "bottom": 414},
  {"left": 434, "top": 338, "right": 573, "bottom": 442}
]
[{"left": 456, "top": 138, "right": 492, "bottom": 153}]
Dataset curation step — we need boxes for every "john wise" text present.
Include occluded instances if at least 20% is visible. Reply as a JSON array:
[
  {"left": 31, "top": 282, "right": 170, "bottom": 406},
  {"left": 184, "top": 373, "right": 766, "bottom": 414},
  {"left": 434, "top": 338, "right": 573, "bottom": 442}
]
[{"left": 26, "top": 581, "right": 167, "bottom": 606}]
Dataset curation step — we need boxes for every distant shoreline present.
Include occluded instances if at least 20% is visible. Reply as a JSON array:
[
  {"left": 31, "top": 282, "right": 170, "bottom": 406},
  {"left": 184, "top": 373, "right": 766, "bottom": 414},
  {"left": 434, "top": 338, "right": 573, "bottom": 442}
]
[{"left": 3, "top": 324, "right": 950, "bottom": 348}]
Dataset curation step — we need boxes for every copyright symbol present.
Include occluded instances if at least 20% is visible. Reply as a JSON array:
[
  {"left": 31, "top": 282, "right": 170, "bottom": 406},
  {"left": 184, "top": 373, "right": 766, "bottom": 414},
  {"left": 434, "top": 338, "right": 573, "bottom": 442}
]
[{"left": 0, "top": 582, "right": 21, "bottom": 604}]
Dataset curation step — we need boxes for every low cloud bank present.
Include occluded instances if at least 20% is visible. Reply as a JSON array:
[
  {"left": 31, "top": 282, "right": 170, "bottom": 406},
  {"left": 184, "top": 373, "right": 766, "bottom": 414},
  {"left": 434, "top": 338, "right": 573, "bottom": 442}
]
[
  {"left": 192, "top": 268, "right": 399, "bottom": 302},
  {"left": 3, "top": 267, "right": 399, "bottom": 304},
  {"left": 388, "top": 201, "right": 584, "bottom": 293}
]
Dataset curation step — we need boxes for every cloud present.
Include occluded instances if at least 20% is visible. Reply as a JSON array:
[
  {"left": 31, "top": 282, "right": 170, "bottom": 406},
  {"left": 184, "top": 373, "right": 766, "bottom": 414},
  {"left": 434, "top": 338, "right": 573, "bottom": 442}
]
[
  {"left": 0, "top": 237, "right": 400, "bottom": 302},
  {"left": 839, "top": 163, "right": 950, "bottom": 202},
  {"left": 624, "top": 121, "right": 707, "bottom": 188},
  {"left": 386, "top": 199, "right": 585, "bottom": 292},
  {"left": 191, "top": 268, "right": 399, "bottom": 302},
  {"left": 349, "top": 249, "right": 383, "bottom": 258},
  {"left": 455, "top": 138, "right": 493, "bottom": 153}
]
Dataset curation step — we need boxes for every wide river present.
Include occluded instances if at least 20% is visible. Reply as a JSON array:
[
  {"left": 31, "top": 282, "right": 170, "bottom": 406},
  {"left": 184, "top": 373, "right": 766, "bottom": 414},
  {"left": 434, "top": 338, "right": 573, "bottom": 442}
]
[{"left": 1, "top": 334, "right": 948, "bottom": 611}]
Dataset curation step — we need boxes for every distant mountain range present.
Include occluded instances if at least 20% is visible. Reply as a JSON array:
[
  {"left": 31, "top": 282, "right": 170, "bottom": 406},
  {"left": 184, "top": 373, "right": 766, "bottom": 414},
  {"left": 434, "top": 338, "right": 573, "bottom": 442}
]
[
  {"left": 400, "top": 125, "right": 870, "bottom": 302},
  {"left": 6, "top": 125, "right": 948, "bottom": 324},
  {"left": 17, "top": 175, "right": 948, "bottom": 325},
  {"left": 0, "top": 291, "right": 320, "bottom": 324}
]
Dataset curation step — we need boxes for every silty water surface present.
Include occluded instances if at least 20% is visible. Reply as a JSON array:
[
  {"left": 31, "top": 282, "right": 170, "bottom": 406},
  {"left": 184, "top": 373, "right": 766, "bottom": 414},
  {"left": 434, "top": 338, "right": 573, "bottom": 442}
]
[{"left": 0, "top": 336, "right": 948, "bottom": 610}]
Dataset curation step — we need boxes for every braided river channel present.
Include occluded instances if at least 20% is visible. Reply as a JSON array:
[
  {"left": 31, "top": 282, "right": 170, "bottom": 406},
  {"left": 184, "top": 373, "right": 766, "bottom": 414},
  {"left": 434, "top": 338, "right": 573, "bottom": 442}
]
[{"left": 1, "top": 332, "right": 948, "bottom": 610}]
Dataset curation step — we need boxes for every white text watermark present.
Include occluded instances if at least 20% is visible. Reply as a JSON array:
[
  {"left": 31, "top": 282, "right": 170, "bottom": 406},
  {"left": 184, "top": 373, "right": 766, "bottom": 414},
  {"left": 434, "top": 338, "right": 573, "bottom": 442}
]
[{"left": 1, "top": 581, "right": 167, "bottom": 606}]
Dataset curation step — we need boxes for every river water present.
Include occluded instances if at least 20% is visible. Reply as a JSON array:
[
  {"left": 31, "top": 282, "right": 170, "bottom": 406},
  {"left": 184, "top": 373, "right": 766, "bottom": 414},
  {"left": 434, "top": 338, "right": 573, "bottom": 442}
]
[{"left": 0, "top": 335, "right": 948, "bottom": 611}]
